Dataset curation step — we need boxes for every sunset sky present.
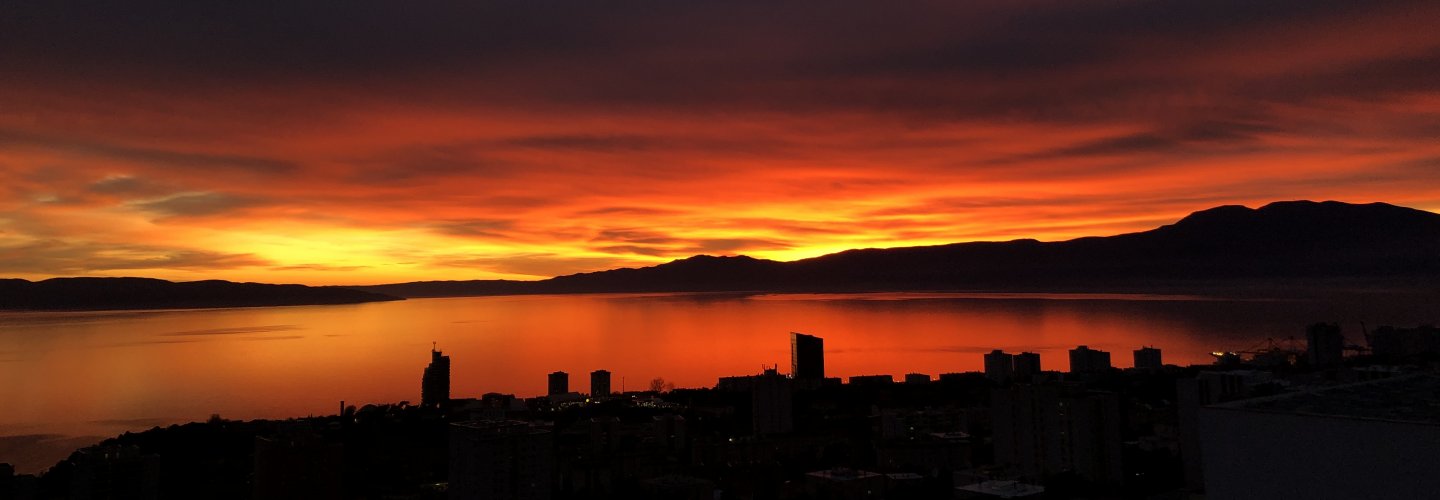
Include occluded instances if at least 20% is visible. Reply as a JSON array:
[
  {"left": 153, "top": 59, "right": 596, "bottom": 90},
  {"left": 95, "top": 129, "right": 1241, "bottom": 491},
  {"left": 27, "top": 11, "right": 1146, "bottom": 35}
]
[{"left": 2, "top": 0, "right": 1438, "bottom": 285}]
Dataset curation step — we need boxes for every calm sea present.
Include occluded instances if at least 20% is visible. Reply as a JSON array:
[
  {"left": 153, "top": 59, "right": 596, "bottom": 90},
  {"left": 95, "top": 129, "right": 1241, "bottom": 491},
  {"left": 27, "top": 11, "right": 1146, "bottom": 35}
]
[{"left": 0, "top": 291, "right": 1427, "bottom": 472}]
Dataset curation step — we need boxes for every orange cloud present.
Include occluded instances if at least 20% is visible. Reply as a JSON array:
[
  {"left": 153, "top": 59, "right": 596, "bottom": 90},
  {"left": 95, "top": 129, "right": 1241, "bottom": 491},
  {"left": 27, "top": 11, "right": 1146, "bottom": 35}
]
[{"left": 2, "top": 1, "right": 1439, "bottom": 284}]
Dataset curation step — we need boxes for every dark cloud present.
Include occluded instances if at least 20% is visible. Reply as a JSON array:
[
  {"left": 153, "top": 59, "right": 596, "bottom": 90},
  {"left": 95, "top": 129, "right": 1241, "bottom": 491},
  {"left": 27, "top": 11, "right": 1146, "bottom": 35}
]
[
  {"left": 0, "top": 240, "right": 269, "bottom": 274},
  {"left": 348, "top": 142, "right": 521, "bottom": 184},
  {"left": 988, "top": 120, "right": 1274, "bottom": 166},
  {"left": 88, "top": 175, "right": 173, "bottom": 197},
  {"left": 502, "top": 135, "right": 661, "bottom": 152},
  {"left": 1007, "top": 0, "right": 1381, "bottom": 37},
  {"left": 130, "top": 192, "right": 260, "bottom": 217},
  {"left": 863, "top": 194, "right": 1245, "bottom": 220},
  {"left": 593, "top": 245, "right": 672, "bottom": 257},
  {"left": 1392, "top": 156, "right": 1440, "bottom": 172},
  {"left": 0, "top": 1, "right": 641, "bottom": 79},
  {"left": 720, "top": 220, "right": 854, "bottom": 236},
  {"left": 0, "top": 130, "right": 295, "bottom": 173},
  {"left": 431, "top": 254, "right": 632, "bottom": 278},
  {"left": 1, "top": 0, "right": 1438, "bottom": 283},
  {"left": 592, "top": 228, "right": 681, "bottom": 246},
  {"left": 573, "top": 206, "right": 684, "bottom": 218},
  {"left": 595, "top": 239, "right": 793, "bottom": 257},
  {"left": 589, "top": 227, "right": 792, "bottom": 256},
  {"left": 1040, "top": 133, "right": 1177, "bottom": 158},
  {"left": 427, "top": 219, "right": 517, "bottom": 238},
  {"left": 4, "top": 0, "right": 1435, "bottom": 119},
  {"left": 270, "top": 264, "right": 368, "bottom": 272},
  {"left": 686, "top": 238, "right": 792, "bottom": 254},
  {"left": 1239, "top": 49, "right": 1440, "bottom": 104}
]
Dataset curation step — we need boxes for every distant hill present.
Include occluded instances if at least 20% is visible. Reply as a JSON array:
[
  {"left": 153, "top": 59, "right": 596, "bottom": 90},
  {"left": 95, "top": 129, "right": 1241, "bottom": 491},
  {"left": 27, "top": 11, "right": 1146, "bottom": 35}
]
[
  {"left": 351, "top": 201, "right": 1440, "bottom": 297},
  {"left": 0, "top": 277, "right": 402, "bottom": 311}
]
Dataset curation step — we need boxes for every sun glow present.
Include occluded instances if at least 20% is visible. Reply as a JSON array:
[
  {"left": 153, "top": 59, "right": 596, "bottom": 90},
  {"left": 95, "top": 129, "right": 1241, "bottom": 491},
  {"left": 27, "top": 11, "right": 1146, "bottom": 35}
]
[{"left": 3, "top": 1, "right": 1440, "bottom": 285}]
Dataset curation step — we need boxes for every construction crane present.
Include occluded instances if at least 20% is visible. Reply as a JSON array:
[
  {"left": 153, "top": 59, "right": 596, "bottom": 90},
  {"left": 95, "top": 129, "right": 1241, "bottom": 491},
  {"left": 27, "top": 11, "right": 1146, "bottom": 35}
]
[
  {"left": 1210, "top": 336, "right": 1305, "bottom": 367},
  {"left": 1348, "top": 321, "right": 1372, "bottom": 353}
]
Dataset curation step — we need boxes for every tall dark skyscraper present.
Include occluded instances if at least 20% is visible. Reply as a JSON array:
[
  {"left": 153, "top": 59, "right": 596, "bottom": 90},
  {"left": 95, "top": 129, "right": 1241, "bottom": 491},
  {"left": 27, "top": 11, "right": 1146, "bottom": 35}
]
[
  {"left": 752, "top": 367, "right": 794, "bottom": 435},
  {"left": 790, "top": 332, "right": 824, "bottom": 379},
  {"left": 1134, "top": 346, "right": 1163, "bottom": 370},
  {"left": 1069, "top": 345, "right": 1112, "bottom": 374},
  {"left": 984, "top": 349, "right": 1015, "bottom": 383},
  {"left": 421, "top": 345, "right": 450, "bottom": 408},
  {"left": 1014, "top": 352, "right": 1042, "bottom": 379},
  {"left": 590, "top": 370, "right": 611, "bottom": 397},
  {"left": 1306, "top": 323, "right": 1345, "bottom": 367},
  {"left": 548, "top": 371, "right": 569, "bottom": 396}
]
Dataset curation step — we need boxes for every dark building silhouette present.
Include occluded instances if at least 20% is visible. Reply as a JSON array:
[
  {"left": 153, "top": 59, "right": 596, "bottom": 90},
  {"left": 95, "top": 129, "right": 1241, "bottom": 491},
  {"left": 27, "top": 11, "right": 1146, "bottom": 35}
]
[
  {"left": 1014, "top": 352, "right": 1042, "bottom": 379},
  {"left": 984, "top": 350, "right": 1015, "bottom": 383},
  {"left": 651, "top": 414, "right": 688, "bottom": 452},
  {"left": 640, "top": 475, "right": 714, "bottom": 500},
  {"left": 1306, "top": 323, "right": 1345, "bottom": 367},
  {"left": 1133, "top": 346, "right": 1163, "bottom": 370},
  {"left": 64, "top": 445, "right": 161, "bottom": 500},
  {"left": 1069, "top": 345, "right": 1112, "bottom": 373},
  {"left": 1368, "top": 325, "right": 1440, "bottom": 358},
  {"left": 752, "top": 367, "right": 794, "bottom": 435},
  {"left": 848, "top": 374, "right": 894, "bottom": 386},
  {"left": 590, "top": 370, "right": 611, "bottom": 397},
  {"left": 547, "top": 371, "right": 568, "bottom": 396},
  {"left": 791, "top": 332, "right": 824, "bottom": 379},
  {"left": 422, "top": 345, "right": 450, "bottom": 408},
  {"left": 992, "top": 385, "right": 1125, "bottom": 485},
  {"left": 0, "top": 463, "right": 36, "bottom": 500},
  {"left": 715, "top": 367, "right": 795, "bottom": 435},
  {"left": 803, "top": 469, "right": 887, "bottom": 499},
  {"left": 1, "top": 464, "right": 18, "bottom": 498},
  {"left": 254, "top": 430, "right": 344, "bottom": 500},
  {"left": 904, "top": 373, "right": 931, "bottom": 384},
  {"left": 450, "top": 420, "right": 554, "bottom": 500}
]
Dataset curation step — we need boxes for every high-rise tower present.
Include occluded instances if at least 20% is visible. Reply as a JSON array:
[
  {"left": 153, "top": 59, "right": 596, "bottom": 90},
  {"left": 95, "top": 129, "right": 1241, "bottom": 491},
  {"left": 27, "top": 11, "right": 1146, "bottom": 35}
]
[
  {"left": 590, "top": 370, "right": 611, "bottom": 397},
  {"left": 984, "top": 349, "right": 1015, "bottom": 383},
  {"left": 548, "top": 371, "right": 569, "bottom": 396},
  {"left": 1014, "top": 352, "right": 1042, "bottom": 379},
  {"left": 790, "top": 332, "right": 824, "bottom": 380},
  {"left": 1134, "top": 346, "right": 1163, "bottom": 370},
  {"left": 1306, "top": 323, "right": 1344, "bottom": 367},
  {"left": 422, "top": 344, "right": 451, "bottom": 407},
  {"left": 1069, "top": 345, "right": 1112, "bottom": 374}
]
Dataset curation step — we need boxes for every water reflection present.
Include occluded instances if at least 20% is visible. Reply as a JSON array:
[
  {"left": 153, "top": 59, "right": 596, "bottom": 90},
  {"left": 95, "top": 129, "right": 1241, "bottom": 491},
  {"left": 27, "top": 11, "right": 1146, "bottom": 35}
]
[{"left": 0, "top": 291, "right": 1429, "bottom": 470}]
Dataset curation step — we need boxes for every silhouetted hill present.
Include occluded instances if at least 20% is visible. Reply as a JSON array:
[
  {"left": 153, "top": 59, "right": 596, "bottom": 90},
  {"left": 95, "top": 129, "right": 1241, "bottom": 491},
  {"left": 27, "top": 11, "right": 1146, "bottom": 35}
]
[
  {"left": 0, "top": 277, "right": 402, "bottom": 311},
  {"left": 351, "top": 201, "right": 1440, "bottom": 297}
]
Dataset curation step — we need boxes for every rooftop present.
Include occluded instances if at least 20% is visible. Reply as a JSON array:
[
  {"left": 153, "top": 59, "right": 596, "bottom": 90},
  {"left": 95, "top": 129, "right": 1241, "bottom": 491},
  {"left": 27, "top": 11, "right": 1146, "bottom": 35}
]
[
  {"left": 1212, "top": 373, "right": 1440, "bottom": 425},
  {"left": 955, "top": 480, "right": 1046, "bottom": 498},
  {"left": 451, "top": 419, "right": 550, "bottom": 435},
  {"left": 806, "top": 468, "right": 884, "bottom": 482}
]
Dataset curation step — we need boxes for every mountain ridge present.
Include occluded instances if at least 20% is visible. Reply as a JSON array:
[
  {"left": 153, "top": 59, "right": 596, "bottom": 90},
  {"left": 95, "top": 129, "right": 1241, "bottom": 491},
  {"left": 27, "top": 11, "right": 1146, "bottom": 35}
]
[
  {"left": 0, "top": 277, "right": 403, "bottom": 311},
  {"left": 4, "top": 200, "right": 1436, "bottom": 306},
  {"left": 349, "top": 200, "right": 1440, "bottom": 298}
]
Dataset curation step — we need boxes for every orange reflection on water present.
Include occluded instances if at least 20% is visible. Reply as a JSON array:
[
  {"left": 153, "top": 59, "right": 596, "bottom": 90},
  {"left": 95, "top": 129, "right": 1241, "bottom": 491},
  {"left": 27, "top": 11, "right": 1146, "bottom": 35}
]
[{"left": 0, "top": 291, "right": 1406, "bottom": 471}]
